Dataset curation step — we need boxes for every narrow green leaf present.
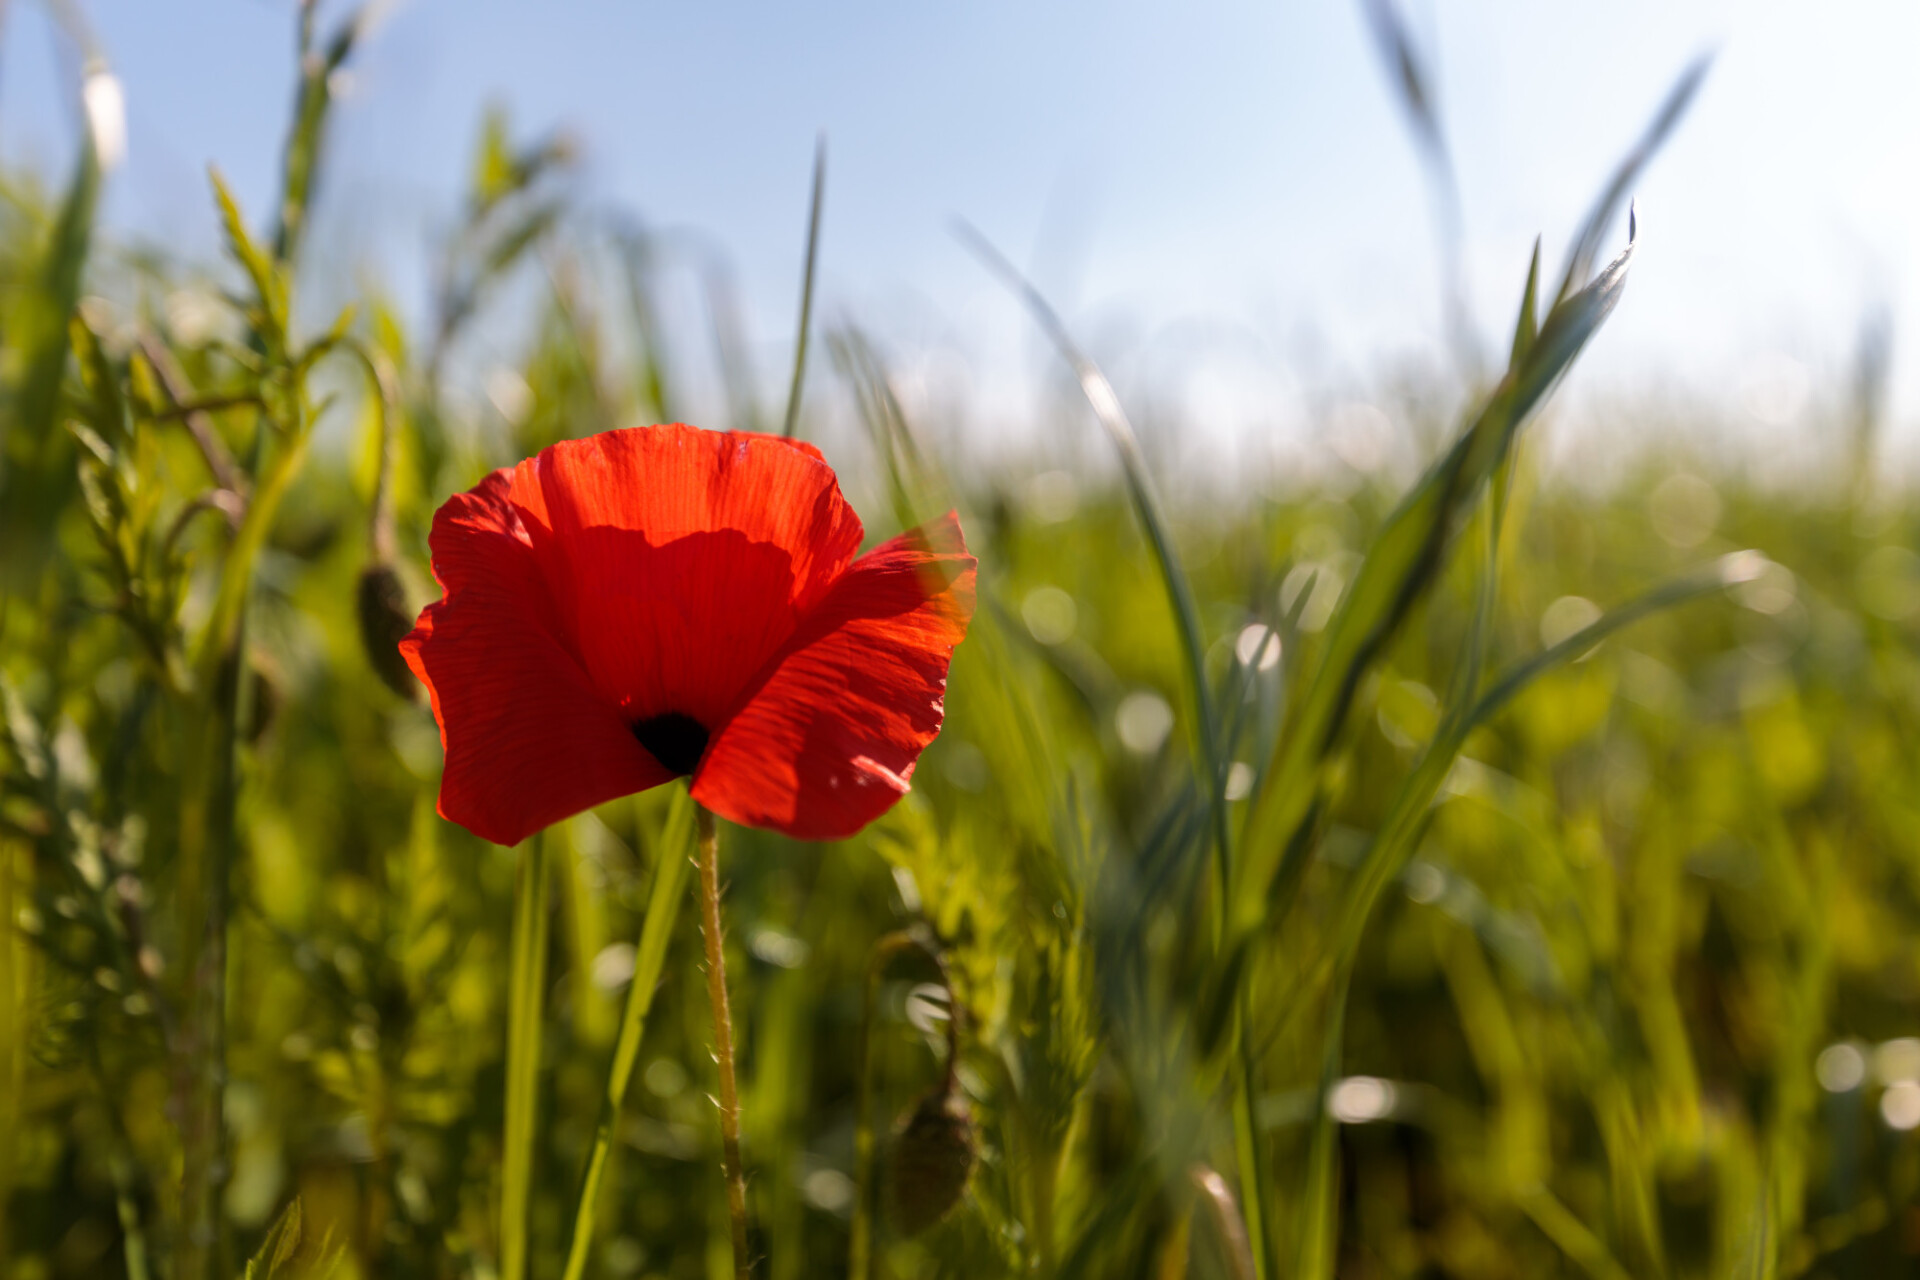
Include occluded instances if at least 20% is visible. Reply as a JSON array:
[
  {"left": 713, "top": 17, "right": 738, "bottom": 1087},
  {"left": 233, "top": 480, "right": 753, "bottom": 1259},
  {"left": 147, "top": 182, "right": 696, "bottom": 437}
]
[
  {"left": 1553, "top": 53, "right": 1710, "bottom": 303},
  {"left": 274, "top": 5, "right": 363, "bottom": 265},
  {"left": 69, "top": 315, "right": 129, "bottom": 450},
  {"left": 560, "top": 790, "right": 695, "bottom": 1280},
  {"left": 1509, "top": 237, "right": 1542, "bottom": 370},
  {"left": 1286, "top": 559, "right": 1737, "bottom": 1279},
  {"left": 6, "top": 130, "right": 99, "bottom": 468},
  {"left": 243, "top": 1197, "right": 302, "bottom": 1279},
  {"left": 208, "top": 166, "right": 286, "bottom": 344},
  {"left": 1236, "top": 227, "right": 1637, "bottom": 939},
  {"left": 955, "top": 217, "right": 1269, "bottom": 1278},
  {"left": 501, "top": 836, "right": 554, "bottom": 1280},
  {"left": 781, "top": 135, "right": 827, "bottom": 439}
]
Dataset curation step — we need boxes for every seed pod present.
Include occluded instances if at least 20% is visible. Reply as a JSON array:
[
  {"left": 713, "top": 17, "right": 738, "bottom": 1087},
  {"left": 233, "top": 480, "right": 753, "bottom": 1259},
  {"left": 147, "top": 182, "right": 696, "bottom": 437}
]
[
  {"left": 245, "top": 663, "right": 281, "bottom": 743},
  {"left": 357, "top": 561, "right": 419, "bottom": 701},
  {"left": 885, "top": 1084, "right": 977, "bottom": 1237}
]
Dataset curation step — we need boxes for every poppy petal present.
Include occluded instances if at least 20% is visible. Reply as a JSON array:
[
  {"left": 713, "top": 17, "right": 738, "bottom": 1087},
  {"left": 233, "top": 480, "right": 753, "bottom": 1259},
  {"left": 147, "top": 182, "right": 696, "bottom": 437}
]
[
  {"left": 401, "top": 468, "right": 673, "bottom": 846},
  {"left": 506, "top": 425, "right": 866, "bottom": 731},
  {"left": 693, "top": 511, "right": 977, "bottom": 840}
]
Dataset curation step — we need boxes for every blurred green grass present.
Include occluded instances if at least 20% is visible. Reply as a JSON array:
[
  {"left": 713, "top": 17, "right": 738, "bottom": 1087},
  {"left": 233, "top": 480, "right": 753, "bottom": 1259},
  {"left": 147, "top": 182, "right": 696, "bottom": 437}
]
[{"left": 7, "top": 11, "right": 1920, "bottom": 1280}]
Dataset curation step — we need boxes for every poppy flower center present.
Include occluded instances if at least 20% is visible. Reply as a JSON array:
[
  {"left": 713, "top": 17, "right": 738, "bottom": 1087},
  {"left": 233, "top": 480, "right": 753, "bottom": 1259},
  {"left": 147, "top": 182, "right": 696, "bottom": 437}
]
[{"left": 632, "top": 711, "right": 710, "bottom": 776}]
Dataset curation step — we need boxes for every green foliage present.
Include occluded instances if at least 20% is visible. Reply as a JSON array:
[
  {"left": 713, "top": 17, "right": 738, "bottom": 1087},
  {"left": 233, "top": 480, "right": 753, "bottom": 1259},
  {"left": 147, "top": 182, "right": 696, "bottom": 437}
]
[{"left": 10, "top": 14, "right": 1920, "bottom": 1280}]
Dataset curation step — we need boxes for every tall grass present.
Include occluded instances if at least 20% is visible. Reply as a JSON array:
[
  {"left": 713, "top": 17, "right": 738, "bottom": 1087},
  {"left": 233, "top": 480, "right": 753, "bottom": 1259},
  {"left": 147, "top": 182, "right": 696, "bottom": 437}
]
[{"left": 5, "top": 7, "right": 1920, "bottom": 1280}]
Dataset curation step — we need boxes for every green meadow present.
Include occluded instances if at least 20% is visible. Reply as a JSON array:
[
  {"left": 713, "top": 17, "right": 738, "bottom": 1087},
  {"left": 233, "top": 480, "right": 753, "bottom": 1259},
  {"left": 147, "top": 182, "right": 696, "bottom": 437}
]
[{"left": 6, "top": 10, "right": 1920, "bottom": 1280}]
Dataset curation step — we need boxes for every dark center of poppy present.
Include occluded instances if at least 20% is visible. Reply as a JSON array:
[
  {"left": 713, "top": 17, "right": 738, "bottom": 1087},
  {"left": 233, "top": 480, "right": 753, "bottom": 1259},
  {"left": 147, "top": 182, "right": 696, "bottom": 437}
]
[{"left": 632, "top": 711, "right": 709, "bottom": 775}]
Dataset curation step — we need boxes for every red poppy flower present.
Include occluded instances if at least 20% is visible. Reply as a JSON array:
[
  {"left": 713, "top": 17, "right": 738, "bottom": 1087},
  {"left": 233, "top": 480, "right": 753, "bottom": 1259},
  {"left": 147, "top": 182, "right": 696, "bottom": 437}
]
[{"left": 400, "top": 424, "right": 976, "bottom": 846}]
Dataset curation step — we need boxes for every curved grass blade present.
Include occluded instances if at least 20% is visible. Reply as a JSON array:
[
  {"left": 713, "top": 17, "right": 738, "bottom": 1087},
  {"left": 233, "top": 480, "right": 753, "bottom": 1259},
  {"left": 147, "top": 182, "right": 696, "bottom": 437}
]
[
  {"left": 1, "top": 126, "right": 99, "bottom": 498},
  {"left": 1553, "top": 53, "right": 1710, "bottom": 303},
  {"left": 956, "top": 219, "right": 1272, "bottom": 1275},
  {"left": 501, "top": 834, "right": 554, "bottom": 1280},
  {"left": 953, "top": 220, "right": 1231, "bottom": 880},
  {"left": 1236, "top": 226, "right": 1636, "bottom": 940},
  {"left": 561, "top": 790, "right": 696, "bottom": 1280},
  {"left": 781, "top": 136, "right": 827, "bottom": 439},
  {"left": 1291, "top": 554, "right": 1747, "bottom": 1278},
  {"left": 1359, "top": 0, "right": 1475, "bottom": 366}
]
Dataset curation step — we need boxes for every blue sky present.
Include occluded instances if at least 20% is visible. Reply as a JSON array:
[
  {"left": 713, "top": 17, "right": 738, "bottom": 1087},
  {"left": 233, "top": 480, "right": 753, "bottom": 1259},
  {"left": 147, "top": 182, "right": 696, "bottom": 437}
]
[{"left": 6, "top": 1, "right": 1918, "bottom": 461}]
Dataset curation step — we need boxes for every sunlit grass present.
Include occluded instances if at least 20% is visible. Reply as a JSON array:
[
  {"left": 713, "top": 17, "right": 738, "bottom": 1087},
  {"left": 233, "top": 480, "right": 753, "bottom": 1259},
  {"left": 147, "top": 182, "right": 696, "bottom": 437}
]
[{"left": 4, "top": 8, "right": 1920, "bottom": 1280}]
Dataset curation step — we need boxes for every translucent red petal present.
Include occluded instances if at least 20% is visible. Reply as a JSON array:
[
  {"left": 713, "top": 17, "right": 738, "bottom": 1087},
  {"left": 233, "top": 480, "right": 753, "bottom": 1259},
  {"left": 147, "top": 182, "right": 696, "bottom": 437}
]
[
  {"left": 506, "top": 425, "right": 864, "bottom": 729},
  {"left": 406, "top": 426, "right": 975, "bottom": 846},
  {"left": 399, "top": 469, "right": 672, "bottom": 846},
  {"left": 693, "top": 511, "right": 977, "bottom": 840}
]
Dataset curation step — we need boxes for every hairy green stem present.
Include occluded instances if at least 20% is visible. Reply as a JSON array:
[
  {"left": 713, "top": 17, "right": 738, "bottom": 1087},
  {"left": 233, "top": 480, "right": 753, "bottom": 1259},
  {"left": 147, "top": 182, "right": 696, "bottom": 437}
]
[{"left": 696, "top": 804, "right": 753, "bottom": 1278}]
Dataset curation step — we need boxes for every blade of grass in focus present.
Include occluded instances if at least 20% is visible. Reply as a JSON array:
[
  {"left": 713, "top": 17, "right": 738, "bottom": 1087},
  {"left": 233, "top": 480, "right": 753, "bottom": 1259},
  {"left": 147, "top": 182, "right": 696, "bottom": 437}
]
[
  {"left": 1553, "top": 54, "right": 1709, "bottom": 304},
  {"left": 1236, "top": 58, "right": 1710, "bottom": 938},
  {"left": 561, "top": 790, "right": 695, "bottom": 1280},
  {"left": 956, "top": 220, "right": 1271, "bottom": 1278},
  {"left": 1292, "top": 556, "right": 1750, "bottom": 1278},
  {"left": 502, "top": 836, "right": 554, "bottom": 1280},
  {"left": 1236, "top": 214, "right": 1639, "bottom": 939}
]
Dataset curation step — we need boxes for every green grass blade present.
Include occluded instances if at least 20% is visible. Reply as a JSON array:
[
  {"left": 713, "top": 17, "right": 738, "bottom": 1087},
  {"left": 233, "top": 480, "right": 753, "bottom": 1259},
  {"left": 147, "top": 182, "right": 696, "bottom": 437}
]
[
  {"left": 208, "top": 166, "right": 287, "bottom": 347},
  {"left": 1296, "top": 960, "right": 1351, "bottom": 1280},
  {"left": 502, "top": 834, "right": 555, "bottom": 1280},
  {"left": 954, "top": 220, "right": 1230, "bottom": 877},
  {"left": 17, "top": 131, "right": 99, "bottom": 455},
  {"left": 781, "top": 136, "right": 826, "bottom": 439},
  {"left": 1553, "top": 53, "right": 1709, "bottom": 303},
  {"left": 956, "top": 219, "right": 1270, "bottom": 1275},
  {"left": 242, "top": 1197, "right": 303, "bottom": 1279},
  {"left": 1518, "top": 1186, "right": 1635, "bottom": 1280},
  {"left": 1236, "top": 228, "right": 1636, "bottom": 939},
  {"left": 1359, "top": 0, "right": 1474, "bottom": 365},
  {"left": 561, "top": 790, "right": 696, "bottom": 1280},
  {"left": 1509, "top": 237, "right": 1541, "bottom": 370},
  {"left": 273, "top": 6, "right": 363, "bottom": 266},
  {"left": 1359, "top": 553, "right": 1742, "bottom": 947},
  {"left": 1287, "top": 556, "right": 1741, "bottom": 1276}
]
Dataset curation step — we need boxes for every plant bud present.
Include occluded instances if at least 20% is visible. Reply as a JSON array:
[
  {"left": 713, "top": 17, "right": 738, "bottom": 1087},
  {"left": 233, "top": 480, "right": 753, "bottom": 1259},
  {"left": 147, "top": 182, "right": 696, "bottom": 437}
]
[
  {"left": 885, "top": 1084, "right": 977, "bottom": 1237},
  {"left": 246, "top": 663, "right": 281, "bottom": 744},
  {"left": 357, "top": 562, "right": 419, "bottom": 701}
]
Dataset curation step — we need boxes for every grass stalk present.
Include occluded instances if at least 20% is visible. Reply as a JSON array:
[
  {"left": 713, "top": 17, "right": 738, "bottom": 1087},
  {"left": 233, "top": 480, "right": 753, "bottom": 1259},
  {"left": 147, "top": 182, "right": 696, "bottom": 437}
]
[
  {"left": 781, "top": 136, "right": 826, "bottom": 439},
  {"left": 850, "top": 931, "right": 913, "bottom": 1280},
  {"left": 501, "top": 833, "right": 554, "bottom": 1280},
  {"left": 113, "top": 1154, "right": 153, "bottom": 1280},
  {"left": 696, "top": 803, "right": 753, "bottom": 1279},
  {"left": 560, "top": 791, "right": 696, "bottom": 1280},
  {"left": 956, "top": 221, "right": 1270, "bottom": 1271},
  {"left": 1517, "top": 1186, "right": 1634, "bottom": 1280},
  {"left": 172, "top": 596, "right": 248, "bottom": 1280},
  {"left": 0, "top": 842, "right": 17, "bottom": 1266}
]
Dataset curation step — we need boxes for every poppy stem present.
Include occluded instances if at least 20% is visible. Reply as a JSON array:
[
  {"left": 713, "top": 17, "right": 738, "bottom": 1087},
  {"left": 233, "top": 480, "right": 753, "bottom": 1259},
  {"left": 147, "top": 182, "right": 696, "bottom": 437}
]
[{"left": 695, "top": 802, "right": 753, "bottom": 1278}]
